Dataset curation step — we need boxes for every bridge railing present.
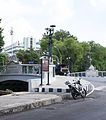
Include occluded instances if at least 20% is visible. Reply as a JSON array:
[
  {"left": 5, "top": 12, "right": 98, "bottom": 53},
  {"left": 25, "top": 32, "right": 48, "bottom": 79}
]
[
  {"left": 21, "top": 64, "right": 41, "bottom": 75},
  {"left": 0, "top": 65, "right": 7, "bottom": 74},
  {"left": 70, "top": 71, "right": 106, "bottom": 77},
  {"left": 0, "top": 64, "right": 41, "bottom": 75}
]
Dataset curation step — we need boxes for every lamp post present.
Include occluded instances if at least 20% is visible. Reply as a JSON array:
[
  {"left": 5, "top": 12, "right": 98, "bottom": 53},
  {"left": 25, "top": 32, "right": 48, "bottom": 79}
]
[
  {"left": 45, "top": 25, "right": 56, "bottom": 85},
  {"left": 45, "top": 25, "right": 56, "bottom": 64}
]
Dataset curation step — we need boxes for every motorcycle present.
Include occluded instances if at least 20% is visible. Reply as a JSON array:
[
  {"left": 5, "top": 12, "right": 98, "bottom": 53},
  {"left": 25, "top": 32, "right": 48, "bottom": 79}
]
[{"left": 65, "top": 80, "right": 87, "bottom": 100}]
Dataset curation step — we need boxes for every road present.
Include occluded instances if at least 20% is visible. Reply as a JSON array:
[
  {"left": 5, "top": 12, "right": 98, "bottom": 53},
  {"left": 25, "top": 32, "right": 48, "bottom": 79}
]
[{"left": 1, "top": 78, "right": 106, "bottom": 120}]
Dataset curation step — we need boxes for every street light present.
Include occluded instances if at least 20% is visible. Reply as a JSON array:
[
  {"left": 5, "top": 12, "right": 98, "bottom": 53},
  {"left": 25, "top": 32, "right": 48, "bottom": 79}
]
[
  {"left": 45, "top": 25, "right": 56, "bottom": 64},
  {"left": 45, "top": 25, "right": 56, "bottom": 85}
]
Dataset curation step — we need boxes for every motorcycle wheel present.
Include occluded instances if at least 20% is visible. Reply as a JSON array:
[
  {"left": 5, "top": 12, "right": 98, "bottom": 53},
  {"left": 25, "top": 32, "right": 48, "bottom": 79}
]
[
  {"left": 80, "top": 88, "right": 87, "bottom": 98},
  {"left": 71, "top": 92, "right": 77, "bottom": 100}
]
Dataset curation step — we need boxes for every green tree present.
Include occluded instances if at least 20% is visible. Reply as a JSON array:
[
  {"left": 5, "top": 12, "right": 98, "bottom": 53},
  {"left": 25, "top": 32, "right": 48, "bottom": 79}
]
[
  {"left": 0, "top": 53, "right": 9, "bottom": 67},
  {"left": 0, "top": 19, "right": 6, "bottom": 69},
  {"left": 16, "top": 49, "right": 40, "bottom": 64},
  {"left": 0, "top": 19, "right": 4, "bottom": 52},
  {"left": 63, "top": 38, "right": 83, "bottom": 72},
  {"left": 53, "top": 29, "right": 71, "bottom": 41},
  {"left": 40, "top": 29, "right": 83, "bottom": 72},
  {"left": 79, "top": 42, "right": 91, "bottom": 71},
  {"left": 88, "top": 41, "right": 106, "bottom": 71},
  {"left": 40, "top": 29, "right": 106, "bottom": 72},
  {"left": 40, "top": 34, "right": 49, "bottom": 53}
]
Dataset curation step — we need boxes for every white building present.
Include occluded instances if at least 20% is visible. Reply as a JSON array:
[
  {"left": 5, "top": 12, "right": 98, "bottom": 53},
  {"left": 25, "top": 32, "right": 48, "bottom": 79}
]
[
  {"left": 23, "top": 37, "right": 40, "bottom": 51},
  {"left": 4, "top": 37, "right": 40, "bottom": 56}
]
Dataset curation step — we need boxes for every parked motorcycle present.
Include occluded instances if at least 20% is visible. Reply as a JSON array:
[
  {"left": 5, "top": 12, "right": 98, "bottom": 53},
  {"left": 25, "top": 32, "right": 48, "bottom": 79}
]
[{"left": 65, "top": 80, "right": 87, "bottom": 100}]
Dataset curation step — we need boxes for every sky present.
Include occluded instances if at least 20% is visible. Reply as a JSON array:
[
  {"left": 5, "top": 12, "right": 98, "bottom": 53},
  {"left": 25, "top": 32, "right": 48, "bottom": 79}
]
[{"left": 0, "top": 0, "right": 106, "bottom": 47}]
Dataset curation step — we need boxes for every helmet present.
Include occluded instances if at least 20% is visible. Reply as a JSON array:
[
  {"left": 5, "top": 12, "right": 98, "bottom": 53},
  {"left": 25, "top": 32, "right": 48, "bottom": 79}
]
[{"left": 65, "top": 81, "right": 70, "bottom": 85}]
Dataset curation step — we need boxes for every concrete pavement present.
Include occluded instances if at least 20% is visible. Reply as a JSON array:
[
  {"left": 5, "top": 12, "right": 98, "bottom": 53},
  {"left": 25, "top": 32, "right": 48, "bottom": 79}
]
[{"left": 0, "top": 92, "right": 63, "bottom": 116}]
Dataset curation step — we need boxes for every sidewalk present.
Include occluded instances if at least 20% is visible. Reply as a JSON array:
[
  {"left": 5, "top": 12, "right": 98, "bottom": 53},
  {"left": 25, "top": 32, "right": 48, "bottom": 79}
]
[{"left": 0, "top": 92, "right": 63, "bottom": 116}]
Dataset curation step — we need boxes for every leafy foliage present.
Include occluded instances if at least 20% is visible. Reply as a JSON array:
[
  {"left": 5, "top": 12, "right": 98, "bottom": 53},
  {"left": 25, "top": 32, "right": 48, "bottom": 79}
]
[
  {"left": 0, "top": 19, "right": 4, "bottom": 52},
  {"left": 16, "top": 49, "right": 40, "bottom": 64},
  {"left": 40, "top": 29, "right": 106, "bottom": 72},
  {"left": 0, "top": 53, "right": 9, "bottom": 66}
]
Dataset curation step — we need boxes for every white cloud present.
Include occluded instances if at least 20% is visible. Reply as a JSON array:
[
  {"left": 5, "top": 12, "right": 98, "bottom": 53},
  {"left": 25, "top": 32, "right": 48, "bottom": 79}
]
[
  {"left": 3, "top": 18, "right": 37, "bottom": 46},
  {"left": 54, "top": 0, "right": 74, "bottom": 23},
  {"left": 1, "top": 0, "right": 106, "bottom": 47},
  {"left": 39, "top": 0, "right": 75, "bottom": 25},
  {"left": 42, "top": 0, "right": 50, "bottom": 6},
  {"left": 0, "top": 0, "right": 23, "bottom": 19},
  {"left": 1, "top": 0, "right": 75, "bottom": 47},
  {"left": 90, "top": 0, "right": 97, "bottom": 7},
  {"left": 90, "top": 0, "right": 106, "bottom": 9},
  {"left": 0, "top": 0, "right": 39, "bottom": 20}
]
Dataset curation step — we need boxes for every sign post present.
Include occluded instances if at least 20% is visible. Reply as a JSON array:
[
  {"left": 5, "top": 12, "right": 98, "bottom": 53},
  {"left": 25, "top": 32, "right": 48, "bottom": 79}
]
[
  {"left": 40, "top": 57, "right": 49, "bottom": 86},
  {"left": 42, "top": 58, "right": 49, "bottom": 85}
]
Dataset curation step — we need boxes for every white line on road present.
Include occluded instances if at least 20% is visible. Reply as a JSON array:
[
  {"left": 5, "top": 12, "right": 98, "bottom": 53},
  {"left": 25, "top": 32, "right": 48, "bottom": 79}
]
[{"left": 95, "top": 86, "right": 106, "bottom": 90}]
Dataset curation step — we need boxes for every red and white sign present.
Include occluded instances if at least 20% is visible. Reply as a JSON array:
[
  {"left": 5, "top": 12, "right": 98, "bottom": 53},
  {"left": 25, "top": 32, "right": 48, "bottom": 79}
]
[{"left": 42, "top": 59, "right": 49, "bottom": 72}]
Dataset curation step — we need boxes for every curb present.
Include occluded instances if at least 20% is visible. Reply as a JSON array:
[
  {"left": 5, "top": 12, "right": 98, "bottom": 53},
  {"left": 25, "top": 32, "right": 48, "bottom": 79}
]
[
  {"left": 34, "top": 87, "right": 70, "bottom": 93},
  {"left": 0, "top": 95, "right": 62, "bottom": 116}
]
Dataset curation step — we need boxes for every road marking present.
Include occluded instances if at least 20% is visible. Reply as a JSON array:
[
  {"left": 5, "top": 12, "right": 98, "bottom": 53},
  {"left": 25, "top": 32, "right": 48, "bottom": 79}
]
[
  {"left": 95, "top": 86, "right": 106, "bottom": 90},
  {"left": 86, "top": 83, "right": 95, "bottom": 96}
]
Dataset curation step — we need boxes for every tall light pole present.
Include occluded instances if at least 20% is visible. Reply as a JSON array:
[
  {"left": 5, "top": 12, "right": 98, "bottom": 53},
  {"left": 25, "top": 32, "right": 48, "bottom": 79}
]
[
  {"left": 45, "top": 25, "right": 56, "bottom": 85},
  {"left": 45, "top": 25, "right": 56, "bottom": 64}
]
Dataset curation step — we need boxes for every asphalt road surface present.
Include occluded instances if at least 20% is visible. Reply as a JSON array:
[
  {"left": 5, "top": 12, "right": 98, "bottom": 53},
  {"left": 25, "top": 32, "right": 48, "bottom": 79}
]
[{"left": 1, "top": 79, "right": 106, "bottom": 120}]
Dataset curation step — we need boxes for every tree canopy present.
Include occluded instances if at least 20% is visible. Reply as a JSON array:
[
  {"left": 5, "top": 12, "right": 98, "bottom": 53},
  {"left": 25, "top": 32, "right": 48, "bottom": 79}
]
[
  {"left": 16, "top": 49, "right": 40, "bottom": 64},
  {"left": 40, "top": 29, "right": 106, "bottom": 72},
  {"left": 0, "top": 19, "right": 6, "bottom": 68},
  {"left": 0, "top": 19, "right": 4, "bottom": 52}
]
